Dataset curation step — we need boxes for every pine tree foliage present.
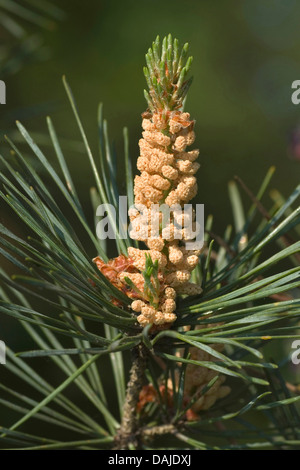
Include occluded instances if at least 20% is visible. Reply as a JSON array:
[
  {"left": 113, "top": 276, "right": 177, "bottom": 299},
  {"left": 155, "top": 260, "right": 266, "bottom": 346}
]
[{"left": 0, "top": 35, "right": 300, "bottom": 450}]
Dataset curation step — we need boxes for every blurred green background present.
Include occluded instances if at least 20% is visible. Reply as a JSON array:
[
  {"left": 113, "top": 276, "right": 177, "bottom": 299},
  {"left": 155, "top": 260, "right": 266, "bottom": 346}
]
[{"left": 3, "top": 0, "right": 300, "bottom": 222}]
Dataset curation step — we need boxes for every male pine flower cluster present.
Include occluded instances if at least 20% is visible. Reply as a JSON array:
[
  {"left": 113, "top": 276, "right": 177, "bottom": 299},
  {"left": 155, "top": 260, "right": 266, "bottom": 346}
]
[
  {"left": 94, "top": 35, "right": 230, "bottom": 414},
  {"left": 95, "top": 35, "right": 202, "bottom": 328},
  {"left": 129, "top": 101, "right": 203, "bottom": 324}
]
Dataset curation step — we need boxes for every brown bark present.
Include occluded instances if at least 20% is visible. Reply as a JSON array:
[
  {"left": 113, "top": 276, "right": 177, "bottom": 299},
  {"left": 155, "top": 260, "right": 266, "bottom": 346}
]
[{"left": 114, "top": 343, "right": 148, "bottom": 449}]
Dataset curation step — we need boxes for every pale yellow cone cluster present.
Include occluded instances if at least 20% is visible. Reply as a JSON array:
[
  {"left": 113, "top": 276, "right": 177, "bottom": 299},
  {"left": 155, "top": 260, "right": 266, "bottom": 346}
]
[
  {"left": 184, "top": 345, "right": 231, "bottom": 412},
  {"left": 131, "top": 286, "right": 177, "bottom": 327},
  {"left": 127, "top": 110, "right": 203, "bottom": 328},
  {"left": 183, "top": 323, "right": 231, "bottom": 412}
]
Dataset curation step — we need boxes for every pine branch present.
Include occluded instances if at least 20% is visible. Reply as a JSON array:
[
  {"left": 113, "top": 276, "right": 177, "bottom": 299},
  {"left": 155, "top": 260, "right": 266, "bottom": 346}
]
[{"left": 114, "top": 344, "right": 148, "bottom": 449}]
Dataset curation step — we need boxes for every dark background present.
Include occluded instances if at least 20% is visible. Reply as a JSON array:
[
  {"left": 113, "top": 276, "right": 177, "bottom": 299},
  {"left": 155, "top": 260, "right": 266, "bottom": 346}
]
[{"left": 3, "top": 0, "right": 300, "bottom": 217}]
